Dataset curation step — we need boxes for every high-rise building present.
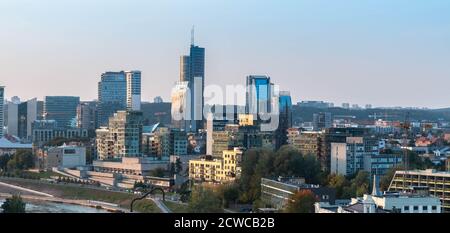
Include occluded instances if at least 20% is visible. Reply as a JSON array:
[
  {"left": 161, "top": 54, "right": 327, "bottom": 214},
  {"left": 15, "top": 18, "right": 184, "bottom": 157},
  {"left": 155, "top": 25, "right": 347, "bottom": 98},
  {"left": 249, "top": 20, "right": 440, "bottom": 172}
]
[
  {"left": 245, "top": 75, "right": 273, "bottom": 120},
  {"left": 313, "top": 112, "right": 332, "bottom": 130},
  {"left": 98, "top": 71, "right": 127, "bottom": 126},
  {"left": 76, "top": 101, "right": 98, "bottom": 131},
  {"left": 0, "top": 86, "right": 4, "bottom": 138},
  {"left": 7, "top": 98, "right": 38, "bottom": 140},
  {"left": 180, "top": 55, "right": 190, "bottom": 82},
  {"left": 171, "top": 81, "right": 190, "bottom": 130},
  {"left": 126, "top": 70, "right": 141, "bottom": 111},
  {"left": 95, "top": 110, "right": 143, "bottom": 160},
  {"left": 179, "top": 35, "right": 205, "bottom": 132},
  {"left": 44, "top": 96, "right": 80, "bottom": 128},
  {"left": 98, "top": 71, "right": 141, "bottom": 126},
  {"left": 275, "top": 91, "right": 293, "bottom": 149}
]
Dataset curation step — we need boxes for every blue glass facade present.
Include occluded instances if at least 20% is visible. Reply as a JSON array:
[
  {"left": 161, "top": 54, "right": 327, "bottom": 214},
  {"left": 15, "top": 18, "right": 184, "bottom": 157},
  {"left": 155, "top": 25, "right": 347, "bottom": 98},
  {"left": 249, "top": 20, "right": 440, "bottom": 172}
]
[
  {"left": 44, "top": 96, "right": 80, "bottom": 128},
  {"left": 98, "top": 72, "right": 127, "bottom": 126}
]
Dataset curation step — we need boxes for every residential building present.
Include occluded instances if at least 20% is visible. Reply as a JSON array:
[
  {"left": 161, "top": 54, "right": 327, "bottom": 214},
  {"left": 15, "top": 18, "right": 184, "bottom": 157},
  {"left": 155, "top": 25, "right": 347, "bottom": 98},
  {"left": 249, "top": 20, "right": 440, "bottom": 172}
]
[
  {"left": 330, "top": 136, "right": 379, "bottom": 176},
  {"left": 126, "top": 70, "right": 141, "bottom": 111},
  {"left": 44, "top": 96, "right": 80, "bottom": 128},
  {"left": 287, "top": 129, "right": 322, "bottom": 157},
  {"left": 95, "top": 110, "right": 143, "bottom": 159},
  {"left": 189, "top": 147, "right": 243, "bottom": 183},
  {"left": 388, "top": 169, "right": 450, "bottom": 212},
  {"left": 169, "top": 129, "right": 187, "bottom": 156}
]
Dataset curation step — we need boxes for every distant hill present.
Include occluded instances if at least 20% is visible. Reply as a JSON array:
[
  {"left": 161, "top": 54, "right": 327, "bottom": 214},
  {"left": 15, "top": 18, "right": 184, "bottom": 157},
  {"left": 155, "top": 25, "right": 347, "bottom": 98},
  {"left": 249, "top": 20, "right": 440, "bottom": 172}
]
[{"left": 292, "top": 106, "right": 450, "bottom": 123}]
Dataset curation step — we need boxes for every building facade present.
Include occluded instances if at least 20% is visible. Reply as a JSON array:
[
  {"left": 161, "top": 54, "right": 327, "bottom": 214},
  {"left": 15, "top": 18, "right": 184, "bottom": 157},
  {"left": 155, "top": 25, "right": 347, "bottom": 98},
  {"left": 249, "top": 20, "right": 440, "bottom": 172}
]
[
  {"left": 0, "top": 86, "right": 3, "bottom": 138},
  {"left": 97, "top": 71, "right": 127, "bottom": 127},
  {"left": 388, "top": 169, "right": 450, "bottom": 212},
  {"left": 44, "top": 96, "right": 80, "bottom": 128},
  {"left": 7, "top": 98, "right": 38, "bottom": 140},
  {"left": 126, "top": 71, "right": 141, "bottom": 111},
  {"left": 95, "top": 111, "right": 143, "bottom": 159}
]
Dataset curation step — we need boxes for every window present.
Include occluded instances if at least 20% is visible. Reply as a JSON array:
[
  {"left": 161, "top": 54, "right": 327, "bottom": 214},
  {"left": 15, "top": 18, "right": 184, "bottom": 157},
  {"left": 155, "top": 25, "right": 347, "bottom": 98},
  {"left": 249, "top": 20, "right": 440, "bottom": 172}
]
[
  {"left": 413, "top": 206, "right": 419, "bottom": 211},
  {"left": 404, "top": 206, "right": 409, "bottom": 211},
  {"left": 423, "top": 206, "right": 428, "bottom": 211},
  {"left": 432, "top": 206, "right": 437, "bottom": 211}
]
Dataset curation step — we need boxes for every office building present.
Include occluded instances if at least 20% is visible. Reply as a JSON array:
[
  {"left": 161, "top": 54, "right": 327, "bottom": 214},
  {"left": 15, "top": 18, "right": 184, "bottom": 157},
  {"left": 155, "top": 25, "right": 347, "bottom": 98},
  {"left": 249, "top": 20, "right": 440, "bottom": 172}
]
[
  {"left": 37, "top": 144, "right": 86, "bottom": 170},
  {"left": 31, "top": 120, "right": 88, "bottom": 145},
  {"left": 153, "top": 96, "right": 163, "bottom": 103},
  {"left": 76, "top": 101, "right": 98, "bottom": 131},
  {"left": 171, "top": 81, "right": 190, "bottom": 130},
  {"left": 98, "top": 71, "right": 127, "bottom": 126},
  {"left": 245, "top": 75, "right": 272, "bottom": 119},
  {"left": 261, "top": 177, "right": 336, "bottom": 210},
  {"left": 313, "top": 112, "right": 332, "bottom": 130},
  {"left": 126, "top": 70, "right": 141, "bottom": 111},
  {"left": 0, "top": 86, "right": 4, "bottom": 138},
  {"left": 179, "top": 34, "right": 205, "bottom": 132},
  {"left": 44, "top": 96, "right": 80, "bottom": 128},
  {"left": 388, "top": 169, "right": 450, "bottom": 212},
  {"left": 7, "top": 98, "right": 38, "bottom": 140},
  {"left": 95, "top": 111, "right": 143, "bottom": 159}
]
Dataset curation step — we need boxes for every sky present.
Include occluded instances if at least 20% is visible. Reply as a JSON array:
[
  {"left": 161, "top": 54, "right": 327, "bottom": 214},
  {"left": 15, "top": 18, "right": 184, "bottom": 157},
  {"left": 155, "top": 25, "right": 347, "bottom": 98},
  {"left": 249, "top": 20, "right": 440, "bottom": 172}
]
[{"left": 1, "top": 0, "right": 449, "bottom": 108}]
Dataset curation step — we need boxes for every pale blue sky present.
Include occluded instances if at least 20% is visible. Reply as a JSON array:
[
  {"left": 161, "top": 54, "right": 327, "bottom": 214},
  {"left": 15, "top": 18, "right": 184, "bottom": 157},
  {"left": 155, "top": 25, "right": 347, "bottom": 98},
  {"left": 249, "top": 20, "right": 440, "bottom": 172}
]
[{"left": 1, "top": 0, "right": 449, "bottom": 108}]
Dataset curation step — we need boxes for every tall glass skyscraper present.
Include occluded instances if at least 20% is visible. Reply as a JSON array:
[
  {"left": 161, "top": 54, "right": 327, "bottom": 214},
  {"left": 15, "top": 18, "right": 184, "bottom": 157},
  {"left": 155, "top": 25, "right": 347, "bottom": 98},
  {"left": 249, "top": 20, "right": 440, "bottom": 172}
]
[
  {"left": 126, "top": 71, "right": 141, "bottom": 111},
  {"left": 98, "top": 70, "right": 141, "bottom": 126},
  {"left": 0, "top": 86, "right": 4, "bottom": 138},
  {"left": 179, "top": 38, "right": 205, "bottom": 132},
  {"left": 44, "top": 96, "right": 80, "bottom": 128},
  {"left": 245, "top": 75, "right": 273, "bottom": 118}
]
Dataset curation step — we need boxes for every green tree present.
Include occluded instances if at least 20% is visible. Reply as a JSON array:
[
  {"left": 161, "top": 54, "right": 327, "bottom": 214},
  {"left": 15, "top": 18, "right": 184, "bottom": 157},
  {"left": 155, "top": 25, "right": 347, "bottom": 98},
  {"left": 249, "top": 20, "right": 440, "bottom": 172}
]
[
  {"left": 0, "top": 154, "right": 11, "bottom": 171},
  {"left": 327, "top": 174, "right": 350, "bottom": 199},
  {"left": 149, "top": 167, "right": 166, "bottom": 177},
  {"left": 188, "top": 186, "right": 223, "bottom": 213},
  {"left": 1, "top": 194, "right": 26, "bottom": 213},
  {"left": 380, "top": 167, "right": 399, "bottom": 191},
  {"left": 284, "top": 190, "right": 318, "bottom": 213},
  {"left": 218, "top": 184, "right": 239, "bottom": 208},
  {"left": 7, "top": 150, "right": 34, "bottom": 171}
]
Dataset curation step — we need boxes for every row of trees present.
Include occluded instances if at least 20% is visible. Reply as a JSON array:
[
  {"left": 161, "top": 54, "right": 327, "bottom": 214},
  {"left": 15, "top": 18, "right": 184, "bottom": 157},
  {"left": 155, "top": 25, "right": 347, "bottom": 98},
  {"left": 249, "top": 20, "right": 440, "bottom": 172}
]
[
  {"left": 0, "top": 150, "right": 34, "bottom": 172},
  {"left": 239, "top": 145, "right": 323, "bottom": 203}
]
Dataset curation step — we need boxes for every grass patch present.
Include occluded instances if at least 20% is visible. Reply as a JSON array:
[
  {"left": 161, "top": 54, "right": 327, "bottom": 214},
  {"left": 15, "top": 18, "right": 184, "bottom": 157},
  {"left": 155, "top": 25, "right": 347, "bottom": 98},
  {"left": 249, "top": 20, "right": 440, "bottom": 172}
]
[
  {"left": 164, "top": 201, "right": 190, "bottom": 213},
  {"left": 0, "top": 178, "right": 160, "bottom": 213}
]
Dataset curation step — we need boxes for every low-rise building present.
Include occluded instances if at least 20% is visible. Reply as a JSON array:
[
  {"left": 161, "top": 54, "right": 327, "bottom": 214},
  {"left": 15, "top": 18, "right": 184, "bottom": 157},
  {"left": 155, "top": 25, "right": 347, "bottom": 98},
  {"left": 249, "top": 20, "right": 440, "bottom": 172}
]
[
  {"left": 388, "top": 169, "right": 450, "bottom": 212},
  {"left": 261, "top": 177, "right": 336, "bottom": 210},
  {"left": 37, "top": 144, "right": 86, "bottom": 169},
  {"left": 189, "top": 147, "right": 243, "bottom": 183}
]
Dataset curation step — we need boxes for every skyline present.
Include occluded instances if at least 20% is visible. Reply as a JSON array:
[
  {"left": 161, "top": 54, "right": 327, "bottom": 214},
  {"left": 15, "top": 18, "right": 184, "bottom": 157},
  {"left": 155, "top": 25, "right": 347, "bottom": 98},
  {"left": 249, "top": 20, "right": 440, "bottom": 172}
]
[{"left": 1, "top": 0, "right": 450, "bottom": 108}]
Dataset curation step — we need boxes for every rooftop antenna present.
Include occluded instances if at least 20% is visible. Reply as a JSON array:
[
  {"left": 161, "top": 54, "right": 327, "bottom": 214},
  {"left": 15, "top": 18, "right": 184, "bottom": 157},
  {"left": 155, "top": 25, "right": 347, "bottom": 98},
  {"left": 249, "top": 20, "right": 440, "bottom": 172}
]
[{"left": 191, "top": 25, "right": 195, "bottom": 46}]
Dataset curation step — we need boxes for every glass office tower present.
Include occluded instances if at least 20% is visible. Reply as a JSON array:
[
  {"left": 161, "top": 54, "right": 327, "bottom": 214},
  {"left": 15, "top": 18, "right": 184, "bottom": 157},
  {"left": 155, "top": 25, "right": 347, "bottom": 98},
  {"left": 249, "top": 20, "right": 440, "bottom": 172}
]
[{"left": 44, "top": 96, "right": 80, "bottom": 128}]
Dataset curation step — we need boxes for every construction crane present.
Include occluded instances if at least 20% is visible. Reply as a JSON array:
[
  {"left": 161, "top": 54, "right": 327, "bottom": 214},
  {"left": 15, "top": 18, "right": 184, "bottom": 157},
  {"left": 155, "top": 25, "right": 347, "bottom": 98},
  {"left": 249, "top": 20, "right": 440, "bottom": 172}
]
[{"left": 399, "top": 112, "right": 411, "bottom": 191}]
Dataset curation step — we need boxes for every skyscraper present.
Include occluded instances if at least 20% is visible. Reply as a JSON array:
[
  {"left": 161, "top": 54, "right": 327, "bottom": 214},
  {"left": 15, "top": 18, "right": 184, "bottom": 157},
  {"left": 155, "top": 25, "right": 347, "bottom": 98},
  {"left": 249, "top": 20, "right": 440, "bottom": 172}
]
[
  {"left": 98, "top": 70, "right": 141, "bottom": 126},
  {"left": 44, "top": 96, "right": 80, "bottom": 128},
  {"left": 0, "top": 86, "right": 4, "bottom": 138},
  {"left": 98, "top": 71, "right": 127, "bottom": 127},
  {"left": 245, "top": 75, "right": 273, "bottom": 119},
  {"left": 179, "top": 32, "right": 205, "bottom": 132},
  {"left": 126, "top": 70, "right": 141, "bottom": 111},
  {"left": 76, "top": 101, "right": 98, "bottom": 131},
  {"left": 7, "top": 98, "right": 38, "bottom": 140},
  {"left": 275, "top": 91, "right": 293, "bottom": 149}
]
